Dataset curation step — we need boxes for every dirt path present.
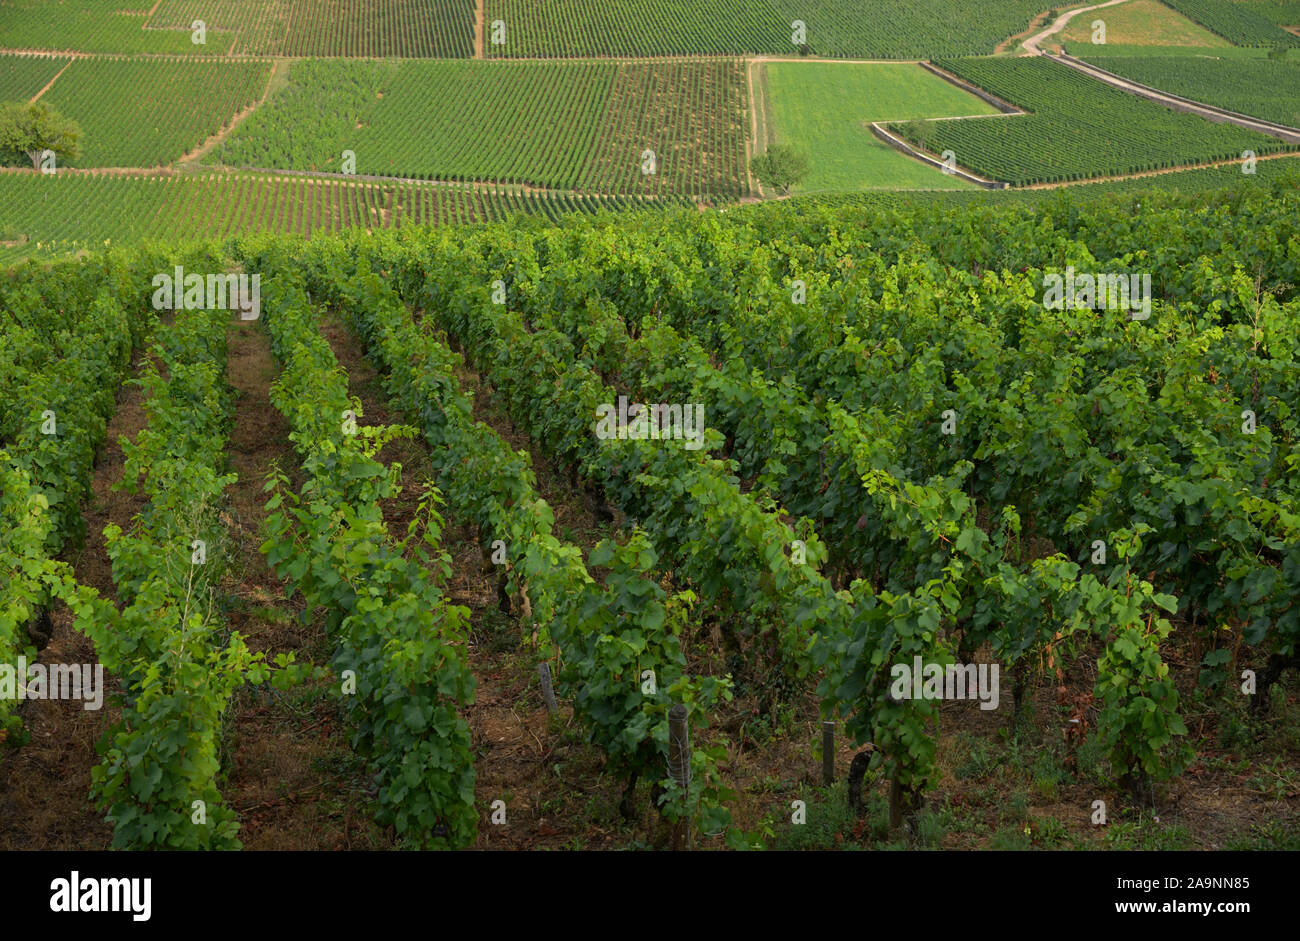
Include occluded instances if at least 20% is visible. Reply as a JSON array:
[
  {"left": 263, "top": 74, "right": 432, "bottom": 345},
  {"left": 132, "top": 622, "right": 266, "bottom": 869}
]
[
  {"left": 217, "top": 320, "right": 389, "bottom": 850},
  {"left": 0, "top": 350, "right": 151, "bottom": 850},
  {"left": 1023, "top": 0, "right": 1133, "bottom": 55},
  {"left": 446, "top": 347, "right": 656, "bottom": 848},
  {"left": 27, "top": 58, "right": 73, "bottom": 103},
  {"left": 0, "top": 48, "right": 266, "bottom": 59},
  {"left": 317, "top": 314, "right": 553, "bottom": 846},
  {"left": 1047, "top": 52, "right": 1300, "bottom": 141},
  {"left": 318, "top": 315, "right": 552, "bottom": 846},
  {"left": 1022, "top": 149, "right": 1300, "bottom": 188},
  {"left": 320, "top": 307, "right": 660, "bottom": 848},
  {"left": 0, "top": 316, "right": 384, "bottom": 851},
  {"left": 190, "top": 165, "right": 555, "bottom": 194},
  {"left": 0, "top": 163, "right": 562, "bottom": 197},
  {"left": 5, "top": 33, "right": 1293, "bottom": 205},
  {"left": 889, "top": 32, "right": 1300, "bottom": 183},
  {"left": 995, "top": 9, "right": 1054, "bottom": 55},
  {"left": 474, "top": 0, "right": 485, "bottom": 59},
  {"left": 996, "top": 2, "right": 1096, "bottom": 55},
  {"left": 745, "top": 58, "right": 765, "bottom": 196},
  {"left": 175, "top": 59, "right": 280, "bottom": 167},
  {"left": 0, "top": 48, "right": 89, "bottom": 57},
  {"left": 748, "top": 54, "right": 923, "bottom": 65}
]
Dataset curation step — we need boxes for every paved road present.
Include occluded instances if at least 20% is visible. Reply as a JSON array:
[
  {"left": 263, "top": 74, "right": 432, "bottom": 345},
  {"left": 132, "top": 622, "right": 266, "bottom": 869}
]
[
  {"left": 1021, "top": 0, "right": 1300, "bottom": 143},
  {"left": 1022, "top": 0, "right": 1133, "bottom": 55}
]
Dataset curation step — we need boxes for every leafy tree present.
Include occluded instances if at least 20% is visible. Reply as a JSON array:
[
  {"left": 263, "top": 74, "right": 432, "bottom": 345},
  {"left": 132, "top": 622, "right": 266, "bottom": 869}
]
[
  {"left": 0, "top": 101, "right": 83, "bottom": 170},
  {"left": 897, "top": 118, "right": 927, "bottom": 144},
  {"left": 751, "top": 144, "right": 809, "bottom": 195}
]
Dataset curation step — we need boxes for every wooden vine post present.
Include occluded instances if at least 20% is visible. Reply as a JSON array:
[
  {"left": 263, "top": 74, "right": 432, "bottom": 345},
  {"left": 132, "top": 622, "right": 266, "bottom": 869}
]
[
  {"left": 538, "top": 662, "right": 558, "bottom": 715},
  {"left": 822, "top": 720, "right": 834, "bottom": 787},
  {"left": 668, "top": 704, "right": 691, "bottom": 851}
]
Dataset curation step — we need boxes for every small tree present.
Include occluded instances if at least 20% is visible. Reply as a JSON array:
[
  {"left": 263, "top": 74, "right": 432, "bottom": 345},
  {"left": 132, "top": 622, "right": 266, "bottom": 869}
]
[
  {"left": 751, "top": 144, "right": 809, "bottom": 196},
  {"left": 897, "top": 119, "right": 931, "bottom": 146},
  {"left": 0, "top": 101, "right": 83, "bottom": 170}
]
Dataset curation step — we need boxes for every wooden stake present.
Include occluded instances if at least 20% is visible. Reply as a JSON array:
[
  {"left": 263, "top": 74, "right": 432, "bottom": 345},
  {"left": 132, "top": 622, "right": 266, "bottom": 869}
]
[
  {"left": 822, "top": 720, "right": 834, "bottom": 787},
  {"left": 538, "top": 662, "right": 557, "bottom": 715},
  {"left": 668, "top": 704, "right": 690, "bottom": 850}
]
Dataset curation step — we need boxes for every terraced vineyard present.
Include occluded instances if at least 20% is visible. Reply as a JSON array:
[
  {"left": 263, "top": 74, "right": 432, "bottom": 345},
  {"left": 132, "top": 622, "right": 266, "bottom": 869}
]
[
  {"left": 0, "top": 0, "right": 472, "bottom": 56},
  {"left": 144, "top": 0, "right": 285, "bottom": 55},
  {"left": 483, "top": 0, "right": 1049, "bottom": 58},
  {"left": 0, "top": 54, "right": 69, "bottom": 101},
  {"left": 65, "top": 295, "right": 259, "bottom": 849},
  {"left": 207, "top": 59, "right": 748, "bottom": 197},
  {"left": 0, "top": 260, "right": 142, "bottom": 751},
  {"left": 0, "top": 171, "right": 691, "bottom": 266},
  {"left": 5, "top": 0, "right": 1300, "bottom": 882},
  {"left": 1162, "top": 0, "right": 1300, "bottom": 45},
  {"left": 1236, "top": 1, "right": 1300, "bottom": 26},
  {"left": 39, "top": 57, "right": 271, "bottom": 167},
  {"left": 1080, "top": 52, "right": 1300, "bottom": 127},
  {"left": 4, "top": 158, "right": 1299, "bottom": 267},
  {"left": 147, "top": 0, "right": 475, "bottom": 57},
  {"left": 888, "top": 56, "right": 1297, "bottom": 184},
  {"left": 1059, "top": 42, "right": 1271, "bottom": 57},
  {"left": 0, "top": 0, "right": 222, "bottom": 54},
  {"left": 6, "top": 177, "right": 1300, "bottom": 859},
  {"left": 800, "top": 155, "right": 1300, "bottom": 207}
]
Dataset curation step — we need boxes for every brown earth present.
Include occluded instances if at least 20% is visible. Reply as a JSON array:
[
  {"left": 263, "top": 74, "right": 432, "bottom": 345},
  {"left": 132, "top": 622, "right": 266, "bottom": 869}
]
[
  {"left": 217, "top": 319, "right": 392, "bottom": 851},
  {"left": 0, "top": 349, "right": 150, "bottom": 850},
  {"left": 175, "top": 59, "right": 282, "bottom": 167},
  {"left": 994, "top": 5, "right": 1076, "bottom": 55},
  {"left": 317, "top": 313, "right": 596, "bottom": 848},
  {"left": 27, "top": 58, "right": 73, "bottom": 104},
  {"left": 474, "top": 0, "right": 485, "bottom": 59}
]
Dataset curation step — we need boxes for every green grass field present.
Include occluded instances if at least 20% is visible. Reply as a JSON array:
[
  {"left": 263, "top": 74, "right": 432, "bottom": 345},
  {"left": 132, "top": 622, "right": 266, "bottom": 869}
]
[
  {"left": 763, "top": 62, "right": 997, "bottom": 192},
  {"left": 1056, "top": 0, "right": 1233, "bottom": 47}
]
